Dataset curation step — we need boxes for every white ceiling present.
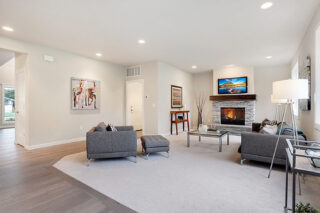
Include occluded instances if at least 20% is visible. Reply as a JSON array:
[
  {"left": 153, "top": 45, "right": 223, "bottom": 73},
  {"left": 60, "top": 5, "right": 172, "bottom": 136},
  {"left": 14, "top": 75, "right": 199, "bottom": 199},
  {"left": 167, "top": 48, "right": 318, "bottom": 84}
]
[
  {"left": 0, "top": 49, "right": 14, "bottom": 66},
  {"left": 0, "top": 0, "right": 319, "bottom": 72}
]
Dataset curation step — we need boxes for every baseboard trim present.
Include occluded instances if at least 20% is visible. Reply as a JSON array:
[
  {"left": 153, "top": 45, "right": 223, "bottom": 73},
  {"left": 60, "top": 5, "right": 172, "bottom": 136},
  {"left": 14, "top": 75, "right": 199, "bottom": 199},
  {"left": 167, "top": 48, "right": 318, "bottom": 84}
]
[{"left": 26, "top": 137, "right": 85, "bottom": 150}]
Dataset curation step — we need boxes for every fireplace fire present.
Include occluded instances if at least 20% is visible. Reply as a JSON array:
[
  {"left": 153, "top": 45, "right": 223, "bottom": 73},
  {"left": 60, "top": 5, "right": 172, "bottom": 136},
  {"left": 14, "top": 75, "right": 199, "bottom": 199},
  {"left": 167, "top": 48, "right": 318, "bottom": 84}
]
[{"left": 220, "top": 107, "right": 245, "bottom": 125}]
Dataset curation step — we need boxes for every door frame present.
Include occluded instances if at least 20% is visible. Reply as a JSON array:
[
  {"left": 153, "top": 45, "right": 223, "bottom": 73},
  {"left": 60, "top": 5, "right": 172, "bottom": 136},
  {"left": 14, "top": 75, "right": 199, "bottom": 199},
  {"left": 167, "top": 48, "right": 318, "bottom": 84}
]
[
  {"left": 126, "top": 79, "right": 144, "bottom": 131},
  {"left": 14, "top": 53, "right": 28, "bottom": 147}
]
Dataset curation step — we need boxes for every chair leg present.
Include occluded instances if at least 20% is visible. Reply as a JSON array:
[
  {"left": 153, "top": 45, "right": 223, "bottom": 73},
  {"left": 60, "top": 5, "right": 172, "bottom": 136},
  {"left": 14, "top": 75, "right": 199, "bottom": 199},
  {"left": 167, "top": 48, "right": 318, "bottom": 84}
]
[
  {"left": 87, "top": 159, "right": 91, "bottom": 167},
  {"left": 167, "top": 151, "right": 170, "bottom": 158}
]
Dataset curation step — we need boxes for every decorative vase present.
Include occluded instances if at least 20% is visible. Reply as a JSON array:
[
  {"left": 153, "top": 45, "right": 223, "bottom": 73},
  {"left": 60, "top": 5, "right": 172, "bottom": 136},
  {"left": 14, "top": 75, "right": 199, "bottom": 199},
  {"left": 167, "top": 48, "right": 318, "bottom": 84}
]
[{"left": 198, "top": 124, "right": 208, "bottom": 132}]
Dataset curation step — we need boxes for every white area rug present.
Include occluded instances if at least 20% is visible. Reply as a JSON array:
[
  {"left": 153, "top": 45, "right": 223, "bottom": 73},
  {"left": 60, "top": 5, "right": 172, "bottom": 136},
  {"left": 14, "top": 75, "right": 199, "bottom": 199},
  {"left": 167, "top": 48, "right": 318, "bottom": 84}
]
[{"left": 54, "top": 133, "right": 320, "bottom": 213}]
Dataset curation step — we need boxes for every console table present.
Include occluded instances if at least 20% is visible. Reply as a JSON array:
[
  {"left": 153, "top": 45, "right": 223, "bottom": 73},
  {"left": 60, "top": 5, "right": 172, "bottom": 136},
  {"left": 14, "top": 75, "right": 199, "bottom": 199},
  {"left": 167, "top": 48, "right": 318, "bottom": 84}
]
[{"left": 170, "top": 110, "right": 190, "bottom": 135}]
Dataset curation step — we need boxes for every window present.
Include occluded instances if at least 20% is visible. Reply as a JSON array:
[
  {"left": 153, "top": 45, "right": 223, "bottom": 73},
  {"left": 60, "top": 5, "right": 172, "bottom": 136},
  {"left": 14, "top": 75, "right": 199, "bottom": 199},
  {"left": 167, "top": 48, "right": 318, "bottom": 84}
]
[
  {"left": 291, "top": 62, "right": 299, "bottom": 116},
  {"left": 2, "top": 86, "right": 15, "bottom": 123}
]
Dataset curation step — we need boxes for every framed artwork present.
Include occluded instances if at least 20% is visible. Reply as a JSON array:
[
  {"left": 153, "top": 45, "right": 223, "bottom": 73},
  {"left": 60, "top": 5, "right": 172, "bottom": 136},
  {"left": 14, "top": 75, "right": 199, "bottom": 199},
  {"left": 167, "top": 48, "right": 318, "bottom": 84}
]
[
  {"left": 171, "top": 85, "right": 182, "bottom": 108},
  {"left": 71, "top": 78, "right": 100, "bottom": 110},
  {"left": 299, "top": 56, "right": 311, "bottom": 111}
]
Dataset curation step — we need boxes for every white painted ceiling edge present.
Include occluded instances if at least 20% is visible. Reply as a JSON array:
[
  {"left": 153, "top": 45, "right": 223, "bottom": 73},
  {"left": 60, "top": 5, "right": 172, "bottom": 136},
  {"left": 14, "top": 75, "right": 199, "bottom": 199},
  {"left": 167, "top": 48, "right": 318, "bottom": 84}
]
[{"left": 0, "top": 0, "right": 319, "bottom": 72}]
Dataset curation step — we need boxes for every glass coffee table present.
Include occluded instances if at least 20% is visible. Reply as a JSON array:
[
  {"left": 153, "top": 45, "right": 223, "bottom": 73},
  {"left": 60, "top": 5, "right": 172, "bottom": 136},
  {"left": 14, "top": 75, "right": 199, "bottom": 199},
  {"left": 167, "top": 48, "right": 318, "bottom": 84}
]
[{"left": 187, "top": 130, "right": 229, "bottom": 152}]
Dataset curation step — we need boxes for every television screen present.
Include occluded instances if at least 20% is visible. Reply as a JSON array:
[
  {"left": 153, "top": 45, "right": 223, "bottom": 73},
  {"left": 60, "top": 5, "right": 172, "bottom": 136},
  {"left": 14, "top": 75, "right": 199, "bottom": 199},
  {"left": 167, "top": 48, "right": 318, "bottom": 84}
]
[{"left": 218, "top": 77, "right": 248, "bottom": 94}]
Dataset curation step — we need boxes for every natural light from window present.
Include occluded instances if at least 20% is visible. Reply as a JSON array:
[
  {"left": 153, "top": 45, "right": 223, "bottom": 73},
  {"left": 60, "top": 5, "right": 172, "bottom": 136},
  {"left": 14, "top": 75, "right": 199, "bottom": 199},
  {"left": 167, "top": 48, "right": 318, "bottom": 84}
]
[{"left": 3, "top": 87, "right": 15, "bottom": 123}]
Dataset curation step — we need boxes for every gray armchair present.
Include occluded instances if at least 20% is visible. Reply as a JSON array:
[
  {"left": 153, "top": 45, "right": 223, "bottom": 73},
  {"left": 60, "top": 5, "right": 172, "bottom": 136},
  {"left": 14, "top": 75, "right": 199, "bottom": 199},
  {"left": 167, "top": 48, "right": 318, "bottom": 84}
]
[{"left": 86, "top": 125, "right": 137, "bottom": 164}]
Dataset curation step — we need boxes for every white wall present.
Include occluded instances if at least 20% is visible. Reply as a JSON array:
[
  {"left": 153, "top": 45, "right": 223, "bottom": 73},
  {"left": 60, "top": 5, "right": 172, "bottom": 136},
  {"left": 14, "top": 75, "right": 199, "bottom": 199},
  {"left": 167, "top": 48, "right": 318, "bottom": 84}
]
[
  {"left": 0, "top": 35, "right": 126, "bottom": 148},
  {"left": 0, "top": 57, "right": 15, "bottom": 128},
  {"left": 0, "top": 57, "right": 15, "bottom": 84},
  {"left": 192, "top": 71, "right": 213, "bottom": 128},
  {"left": 291, "top": 7, "right": 320, "bottom": 140},
  {"left": 158, "top": 62, "right": 193, "bottom": 135},
  {"left": 254, "top": 65, "right": 291, "bottom": 122},
  {"left": 213, "top": 65, "right": 254, "bottom": 95}
]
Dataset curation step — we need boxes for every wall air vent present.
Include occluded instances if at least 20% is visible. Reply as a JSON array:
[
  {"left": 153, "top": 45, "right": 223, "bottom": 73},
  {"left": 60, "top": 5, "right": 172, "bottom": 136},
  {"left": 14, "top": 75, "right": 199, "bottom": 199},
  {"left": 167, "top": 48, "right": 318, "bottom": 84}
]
[{"left": 127, "top": 65, "right": 141, "bottom": 77}]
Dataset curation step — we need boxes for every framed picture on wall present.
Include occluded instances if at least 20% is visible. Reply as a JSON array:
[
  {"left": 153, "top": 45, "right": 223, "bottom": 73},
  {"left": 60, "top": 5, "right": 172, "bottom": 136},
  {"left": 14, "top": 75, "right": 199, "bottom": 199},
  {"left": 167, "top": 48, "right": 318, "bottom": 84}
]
[
  {"left": 299, "top": 56, "right": 311, "bottom": 111},
  {"left": 171, "top": 85, "right": 182, "bottom": 108},
  {"left": 71, "top": 77, "right": 100, "bottom": 110}
]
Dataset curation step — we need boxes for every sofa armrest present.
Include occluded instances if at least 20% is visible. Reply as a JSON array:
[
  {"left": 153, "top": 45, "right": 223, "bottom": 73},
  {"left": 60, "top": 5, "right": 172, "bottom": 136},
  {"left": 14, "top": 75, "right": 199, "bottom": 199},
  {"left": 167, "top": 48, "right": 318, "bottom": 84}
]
[
  {"left": 86, "top": 131, "right": 113, "bottom": 155},
  {"left": 115, "top": 126, "right": 134, "bottom": 131}
]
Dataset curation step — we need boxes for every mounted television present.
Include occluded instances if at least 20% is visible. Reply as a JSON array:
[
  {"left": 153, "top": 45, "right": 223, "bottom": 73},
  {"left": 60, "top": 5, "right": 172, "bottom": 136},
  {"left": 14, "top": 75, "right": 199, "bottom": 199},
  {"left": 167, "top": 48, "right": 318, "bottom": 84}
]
[{"left": 218, "top": 77, "right": 248, "bottom": 94}]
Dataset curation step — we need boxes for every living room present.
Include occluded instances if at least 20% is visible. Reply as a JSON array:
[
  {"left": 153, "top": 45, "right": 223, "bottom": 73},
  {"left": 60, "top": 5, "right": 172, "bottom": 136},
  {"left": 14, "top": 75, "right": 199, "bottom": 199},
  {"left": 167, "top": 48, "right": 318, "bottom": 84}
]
[{"left": 0, "top": 0, "right": 320, "bottom": 213}]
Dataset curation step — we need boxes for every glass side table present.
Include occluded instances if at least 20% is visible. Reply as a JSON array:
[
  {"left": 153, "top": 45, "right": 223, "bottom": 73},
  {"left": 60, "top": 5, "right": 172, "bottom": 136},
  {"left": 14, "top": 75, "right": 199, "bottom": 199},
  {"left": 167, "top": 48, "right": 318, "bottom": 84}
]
[{"left": 284, "top": 139, "right": 320, "bottom": 213}]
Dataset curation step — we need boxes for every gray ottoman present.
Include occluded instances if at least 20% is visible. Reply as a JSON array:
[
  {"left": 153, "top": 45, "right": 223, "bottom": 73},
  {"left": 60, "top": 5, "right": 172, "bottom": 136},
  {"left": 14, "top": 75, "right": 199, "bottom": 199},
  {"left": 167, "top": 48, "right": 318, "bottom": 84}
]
[{"left": 141, "top": 135, "right": 170, "bottom": 159}]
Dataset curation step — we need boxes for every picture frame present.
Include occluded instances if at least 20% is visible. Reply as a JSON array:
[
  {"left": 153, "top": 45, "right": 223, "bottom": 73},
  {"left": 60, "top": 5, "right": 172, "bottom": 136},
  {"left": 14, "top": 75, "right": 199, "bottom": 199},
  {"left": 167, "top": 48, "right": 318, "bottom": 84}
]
[
  {"left": 171, "top": 85, "right": 183, "bottom": 108},
  {"left": 71, "top": 77, "right": 100, "bottom": 110},
  {"left": 299, "top": 56, "right": 311, "bottom": 111}
]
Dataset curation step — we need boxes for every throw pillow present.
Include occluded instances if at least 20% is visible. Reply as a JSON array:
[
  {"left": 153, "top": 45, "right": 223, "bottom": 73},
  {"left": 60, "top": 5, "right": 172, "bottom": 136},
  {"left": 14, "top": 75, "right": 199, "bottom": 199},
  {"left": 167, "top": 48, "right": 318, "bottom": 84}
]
[
  {"left": 95, "top": 122, "right": 107, "bottom": 132},
  {"left": 262, "top": 125, "right": 278, "bottom": 135},
  {"left": 261, "top": 118, "right": 277, "bottom": 127},
  {"left": 107, "top": 124, "right": 117, "bottom": 131}
]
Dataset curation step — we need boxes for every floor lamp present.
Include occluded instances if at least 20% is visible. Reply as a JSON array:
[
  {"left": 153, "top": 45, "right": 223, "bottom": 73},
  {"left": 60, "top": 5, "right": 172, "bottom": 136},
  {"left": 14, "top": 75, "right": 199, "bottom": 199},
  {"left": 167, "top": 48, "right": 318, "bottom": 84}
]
[
  {"left": 271, "top": 95, "right": 287, "bottom": 121},
  {"left": 267, "top": 79, "right": 309, "bottom": 178}
]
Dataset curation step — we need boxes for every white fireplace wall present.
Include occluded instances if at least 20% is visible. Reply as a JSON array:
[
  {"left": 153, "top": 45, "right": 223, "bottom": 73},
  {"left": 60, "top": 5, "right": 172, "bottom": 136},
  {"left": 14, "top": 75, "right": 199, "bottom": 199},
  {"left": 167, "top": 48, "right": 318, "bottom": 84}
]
[{"left": 212, "top": 100, "right": 256, "bottom": 126}]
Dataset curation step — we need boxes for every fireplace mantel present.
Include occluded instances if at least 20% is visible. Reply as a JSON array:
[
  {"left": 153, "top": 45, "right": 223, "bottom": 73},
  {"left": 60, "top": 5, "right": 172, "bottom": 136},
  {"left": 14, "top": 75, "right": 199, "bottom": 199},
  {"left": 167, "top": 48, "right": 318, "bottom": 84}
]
[{"left": 210, "top": 94, "right": 256, "bottom": 101}]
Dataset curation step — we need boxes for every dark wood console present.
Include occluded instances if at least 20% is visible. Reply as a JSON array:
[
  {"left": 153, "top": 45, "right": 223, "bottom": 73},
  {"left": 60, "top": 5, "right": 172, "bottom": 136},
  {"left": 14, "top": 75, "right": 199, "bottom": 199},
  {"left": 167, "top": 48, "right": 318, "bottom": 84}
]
[{"left": 170, "top": 110, "right": 190, "bottom": 135}]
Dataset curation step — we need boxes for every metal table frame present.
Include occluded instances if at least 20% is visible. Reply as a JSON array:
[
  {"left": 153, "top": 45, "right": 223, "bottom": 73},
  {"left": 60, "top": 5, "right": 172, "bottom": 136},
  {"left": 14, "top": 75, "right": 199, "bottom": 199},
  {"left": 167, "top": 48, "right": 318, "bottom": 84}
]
[
  {"left": 187, "top": 130, "right": 229, "bottom": 152},
  {"left": 284, "top": 139, "right": 320, "bottom": 213}
]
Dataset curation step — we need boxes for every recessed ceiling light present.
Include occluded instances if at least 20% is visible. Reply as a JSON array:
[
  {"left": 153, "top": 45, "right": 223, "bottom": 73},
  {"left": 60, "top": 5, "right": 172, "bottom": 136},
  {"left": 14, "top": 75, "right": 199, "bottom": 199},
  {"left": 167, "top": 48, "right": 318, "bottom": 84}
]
[
  {"left": 138, "top": 39, "right": 146, "bottom": 44},
  {"left": 96, "top": 53, "right": 102, "bottom": 57},
  {"left": 266, "top": 56, "right": 273, "bottom": 59},
  {"left": 192, "top": 65, "right": 197, "bottom": 69},
  {"left": 260, "top": 2, "right": 273, "bottom": 10},
  {"left": 2, "top": 26, "right": 14, "bottom": 32}
]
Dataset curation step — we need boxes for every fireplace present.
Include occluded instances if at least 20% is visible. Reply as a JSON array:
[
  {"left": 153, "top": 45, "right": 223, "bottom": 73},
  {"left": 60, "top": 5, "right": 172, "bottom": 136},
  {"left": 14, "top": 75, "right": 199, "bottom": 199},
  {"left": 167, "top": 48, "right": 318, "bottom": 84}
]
[{"left": 220, "top": 107, "right": 245, "bottom": 125}]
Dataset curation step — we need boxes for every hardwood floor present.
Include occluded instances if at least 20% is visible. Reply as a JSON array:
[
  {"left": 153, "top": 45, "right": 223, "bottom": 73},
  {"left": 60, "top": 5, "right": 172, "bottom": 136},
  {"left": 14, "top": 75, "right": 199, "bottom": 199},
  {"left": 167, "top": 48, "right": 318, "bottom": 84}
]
[{"left": 0, "top": 128, "right": 135, "bottom": 213}]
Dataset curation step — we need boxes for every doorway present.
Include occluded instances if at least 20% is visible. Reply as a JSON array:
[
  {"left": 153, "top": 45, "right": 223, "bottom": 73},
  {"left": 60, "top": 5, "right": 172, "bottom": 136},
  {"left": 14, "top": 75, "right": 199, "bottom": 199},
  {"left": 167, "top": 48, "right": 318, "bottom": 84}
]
[
  {"left": 126, "top": 79, "right": 144, "bottom": 135},
  {"left": 0, "top": 48, "right": 27, "bottom": 147}
]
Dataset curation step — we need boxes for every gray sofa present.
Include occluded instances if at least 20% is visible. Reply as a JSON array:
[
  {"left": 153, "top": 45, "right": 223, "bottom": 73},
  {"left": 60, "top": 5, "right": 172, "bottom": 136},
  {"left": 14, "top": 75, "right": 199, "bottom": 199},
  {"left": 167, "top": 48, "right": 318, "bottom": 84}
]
[
  {"left": 240, "top": 132, "right": 304, "bottom": 165},
  {"left": 86, "top": 125, "right": 137, "bottom": 164}
]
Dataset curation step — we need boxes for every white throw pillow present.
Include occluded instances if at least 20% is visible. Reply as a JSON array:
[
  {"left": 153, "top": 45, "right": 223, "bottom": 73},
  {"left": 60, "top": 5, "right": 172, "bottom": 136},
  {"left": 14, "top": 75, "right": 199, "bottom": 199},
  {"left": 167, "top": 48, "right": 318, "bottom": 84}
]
[{"left": 262, "top": 125, "right": 278, "bottom": 135}]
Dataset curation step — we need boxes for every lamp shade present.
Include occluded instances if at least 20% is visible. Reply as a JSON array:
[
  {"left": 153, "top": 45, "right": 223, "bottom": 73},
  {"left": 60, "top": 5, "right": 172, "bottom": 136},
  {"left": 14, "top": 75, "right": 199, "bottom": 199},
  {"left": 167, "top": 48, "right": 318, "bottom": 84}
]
[
  {"left": 273, "top": 79, "right": 309, "bottom": 100},
  {"left": 270, "top": 94, "right": 287, "bottom": 104}
]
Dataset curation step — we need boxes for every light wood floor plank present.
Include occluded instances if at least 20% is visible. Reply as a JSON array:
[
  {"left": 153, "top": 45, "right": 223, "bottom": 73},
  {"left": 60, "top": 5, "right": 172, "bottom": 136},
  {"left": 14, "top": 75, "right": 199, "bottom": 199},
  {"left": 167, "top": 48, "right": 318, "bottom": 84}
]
[{"left": 0, "top": 128, "right": 135, "bottom": 213}]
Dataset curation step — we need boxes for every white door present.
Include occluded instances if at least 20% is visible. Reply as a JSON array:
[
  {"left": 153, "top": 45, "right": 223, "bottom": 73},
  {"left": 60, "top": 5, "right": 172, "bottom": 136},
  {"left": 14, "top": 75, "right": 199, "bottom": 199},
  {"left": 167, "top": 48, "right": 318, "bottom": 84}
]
[
  {"left": 14, "top": 53, "right": 27, "bottom": 146},
  {"left": 126, "top": 80, "right": 143, "bottom": 130}
]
